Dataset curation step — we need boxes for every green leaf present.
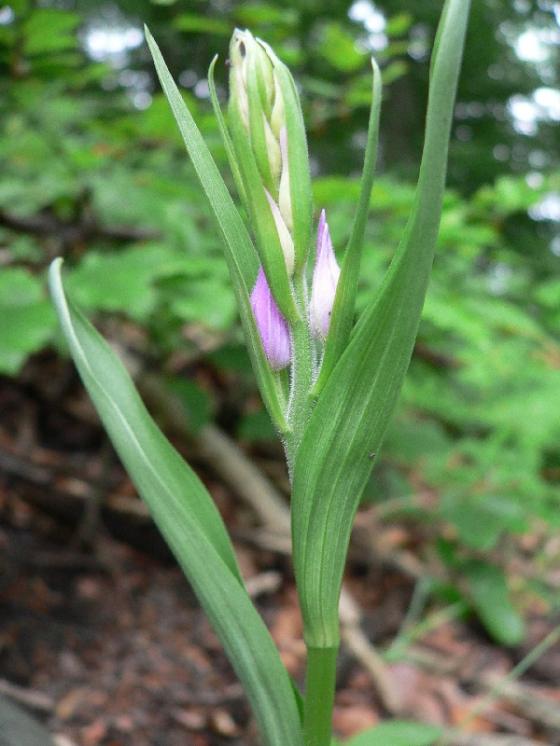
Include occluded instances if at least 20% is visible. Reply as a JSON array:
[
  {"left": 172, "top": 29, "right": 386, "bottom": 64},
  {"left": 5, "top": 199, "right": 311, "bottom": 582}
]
[
  {"left": 0, "top": 695, "right": 55, "bottom": 746},
  {"left": 385, "top": 13, "right": 413, "bottom": 38},
  {"left": 0, "top": 268, "right": 56, "bottom": 375},
  {"left": 174, "top": 13, "right": 230, "bottom": 35},
  {"left": 346, "top": 721, "right": 442, "bottom": 746},
  {"left": 48, "top": 259, "right": 303, "bottom": 746},
  {"left": 441, "top": 494, "right": 526, "bottom": 552},
  {"left": 238, "top": 409, "right": 277, "bottom": 442},
  {"left": 23, "top": 9, "right": 79, "bottom": 55},
  {"left": 144, "top": 26, "right": 289, "bottom": 434},
  {"left": 291, "top": 0, "right": 471, "bottom": 648},
  {"left": 465, "top": 561, "right": 525, "bottom": 646},
  {"left": 208, "top": 55, "right": 247, "bottom": 205},
  {"left": 50, "top": 259, "right": 241, "bottom": 579},
  {"left": 166, "top": 377, "right": 214, "bottom": 434},
  {"left": 234, "top": 2, "right": 297, "bottom": 28},
  {"left": 65, "top": 245, "right": 173, "bottom": 320},
  {"left": 315, "top": 57, "right": 382, "bottom": 393},
  {"left": 317, "top": 22, "right": 366, "bottom": 73}
]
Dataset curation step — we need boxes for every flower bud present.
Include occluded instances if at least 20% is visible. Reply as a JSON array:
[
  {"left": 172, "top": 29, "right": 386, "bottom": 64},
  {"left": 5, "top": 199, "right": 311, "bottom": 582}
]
[
  {"left": 251, "top": 267, "right": 292, "bottom": 370},
  {"left": 310, "top": 210, "right": 340, "bottom": 340},
  {"left": 257, "top": 38, "right": 313, "bottom": 273},
  {"left": 228, "top": 29, "right": 312, "bottom": 280},
  {"left": 228, "top": 29, "right": 296, "bottom": 321},
  {"left": 278, "top": 127, "right": 293, "bottom": 231},
  {"left": 270, "top": 74, "right": 285, "bottom": 138},
  {"left": 229, "top": 30, "right": 280, "bottom": 194},
  {"left": 265, "top": 189, "right": 295, "bottom": 274}
]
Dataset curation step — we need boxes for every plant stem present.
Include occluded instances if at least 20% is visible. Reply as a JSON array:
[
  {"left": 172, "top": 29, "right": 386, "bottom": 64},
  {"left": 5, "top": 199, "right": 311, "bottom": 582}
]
[
  {"left": 303, "top": 645, "right": 338, "bottom": 746},
  {"left": 285, "top": 271, "right": 313, "bottom": 472}
]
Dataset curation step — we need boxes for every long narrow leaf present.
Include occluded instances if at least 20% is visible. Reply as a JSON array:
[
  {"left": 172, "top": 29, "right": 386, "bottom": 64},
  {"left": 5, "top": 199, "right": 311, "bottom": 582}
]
[
  {"left": 145, "top": 27, "right": 289, "bottom": 433},
  {"left": 49, "top": 259, "right": 303, "bottom": 746},
  {"left": 314, "top": 58, "right": 382, "bottom": 394},
  {"left": 291, "top": 0, "right": 471, "bottom": 648},
  {"left": 208, "top": 55, "right": 247, "bottom": 205}
]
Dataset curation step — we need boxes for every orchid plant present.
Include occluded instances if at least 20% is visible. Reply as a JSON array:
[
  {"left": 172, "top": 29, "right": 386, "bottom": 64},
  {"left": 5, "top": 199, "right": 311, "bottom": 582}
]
[{"left": 48, "top": 1, "right": 470, "bottom": 744}]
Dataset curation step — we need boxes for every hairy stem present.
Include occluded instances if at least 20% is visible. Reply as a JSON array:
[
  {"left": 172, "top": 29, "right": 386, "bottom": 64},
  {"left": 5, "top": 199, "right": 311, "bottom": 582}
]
[{"left": 285, "top": 271, "right": 313, "bottom": 472}]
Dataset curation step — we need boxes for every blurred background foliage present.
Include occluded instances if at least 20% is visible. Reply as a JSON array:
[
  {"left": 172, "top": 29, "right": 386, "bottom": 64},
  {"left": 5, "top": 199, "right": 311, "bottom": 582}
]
[{"left": 0, "top": 0, "right": 559, "bottom": 644}]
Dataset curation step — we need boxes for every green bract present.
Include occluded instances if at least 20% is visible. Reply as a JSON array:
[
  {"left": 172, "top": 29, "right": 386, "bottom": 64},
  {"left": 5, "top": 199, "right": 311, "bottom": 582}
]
[{"left": 49, "top": 3, "right": 471, "bottom": 744}]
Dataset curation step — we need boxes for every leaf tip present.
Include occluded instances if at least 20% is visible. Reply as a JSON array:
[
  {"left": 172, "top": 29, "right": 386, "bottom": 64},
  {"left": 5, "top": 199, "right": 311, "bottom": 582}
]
[
  {"left": 144, "top": 24, "right": 156, "bottom": 54},
  {"left": 208, "top": 53, "right": 219, "bottom": 79},
  {"left": 47, "top": 258, "right": 70, "bottom": 338},
  {"left": 48, "top": 257, "right": 64, "bottom": 294}
]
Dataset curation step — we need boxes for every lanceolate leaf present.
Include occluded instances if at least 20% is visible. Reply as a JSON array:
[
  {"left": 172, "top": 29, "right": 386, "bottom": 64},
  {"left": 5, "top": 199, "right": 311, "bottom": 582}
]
[
  {"left": 315, "top": 58, "right": 382, "bottom": 394},
  {"left": 208, "top": 55, "right": 247, "bottom": 205},
  {"left": 49, "top": 260, "right": 303, "bottom": 746},
  {"left": 291, "top": 0, "right": 471, "bottom": 648},
  {"left": 145, "top": 27, "right": 289, "bottom": 434}
]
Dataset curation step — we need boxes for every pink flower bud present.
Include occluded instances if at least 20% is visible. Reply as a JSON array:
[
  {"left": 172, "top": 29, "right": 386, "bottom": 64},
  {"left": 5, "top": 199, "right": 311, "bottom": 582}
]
[
  {"left": 250, "top": 267, "right": 292, "bottom": 370},
  {"left": 310, "top": 209, "right": 340, "bottom": 340}
]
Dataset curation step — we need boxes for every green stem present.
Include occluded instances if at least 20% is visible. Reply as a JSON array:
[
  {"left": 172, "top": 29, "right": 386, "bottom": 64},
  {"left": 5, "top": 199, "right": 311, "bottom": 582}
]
[
  {"left": 285, "top": 271, "right": 313, "bottom": 472},
  {"left": 303, "top": 645, "right": 338, "bottom": 746}
]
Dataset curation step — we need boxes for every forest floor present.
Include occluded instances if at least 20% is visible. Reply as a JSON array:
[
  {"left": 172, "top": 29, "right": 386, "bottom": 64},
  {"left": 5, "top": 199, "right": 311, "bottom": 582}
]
[{"left": 1, "top": 356, "right": 560, "bottom": 746}]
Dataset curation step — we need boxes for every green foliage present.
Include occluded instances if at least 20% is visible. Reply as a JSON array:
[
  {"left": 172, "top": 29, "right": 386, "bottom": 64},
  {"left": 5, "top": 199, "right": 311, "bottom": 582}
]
[
  {"left": 345, "top": 721, "right": 441, "bottom": 746},
  {"left": 465, "top": 561, "right": 525, "bottom": 646},
  {"left": 166, "top": 377, "right": 214, "bottom": 434},
  {"left": 0, "top": 268, "right": 56, "bottom": 374},
  {"left": 23, "top": 8, "right": 79, "bottom": 55}
]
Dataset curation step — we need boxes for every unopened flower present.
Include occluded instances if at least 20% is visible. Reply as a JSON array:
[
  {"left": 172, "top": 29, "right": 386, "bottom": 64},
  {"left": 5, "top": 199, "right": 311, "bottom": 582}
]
[
  {"left": 310, "top": 210, "right": 340, "bottom": 340},
  {"left": 229, "top": 29, "right": 282, "bottom": 193},
  {"left": 228, "top": 29, "right": 312, "bottom": 277},
  {"left": 265, "top": 189, "right": 295, "bottom": 274},
  {"left": 278, "top": 127, "right": 293, "bottom": 231},
  {"left": 250, "top": 267, "right": 292, "bottom": 370}
]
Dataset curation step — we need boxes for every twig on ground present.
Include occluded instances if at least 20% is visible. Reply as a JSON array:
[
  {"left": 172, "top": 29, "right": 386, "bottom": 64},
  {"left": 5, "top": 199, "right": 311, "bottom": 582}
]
[
  {"left": 245, "top": 571, "right": 283, "bottom": 598},
  {"left": 338, "top": 590, "right": 401, "bottom": 712},
  {"left": 0, "top": 679, "right": 54, "bottom": 713},
  {"left": 406, "top": 644, "right": 560, "bottom": 736},
  {"left": 441, "top": 731, "right": 541, "bottom": 746}
]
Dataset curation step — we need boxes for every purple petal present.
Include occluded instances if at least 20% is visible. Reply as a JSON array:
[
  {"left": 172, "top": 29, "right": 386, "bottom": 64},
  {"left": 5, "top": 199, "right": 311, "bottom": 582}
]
[
  {"left": 310, "top": 209, "right": 340, "bottom": 340},
  {"left": 250, "top": 267, "right": 292, "bottom": 370}
]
